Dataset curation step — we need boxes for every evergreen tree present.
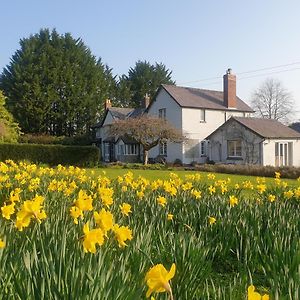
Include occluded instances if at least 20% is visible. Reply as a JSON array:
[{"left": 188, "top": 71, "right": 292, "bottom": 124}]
[
  {"left": 120, "top": 60, "right": 175, "bottom": 107},
  {"left": 0, "top": 29, "right": 116, "bottom": 136}
]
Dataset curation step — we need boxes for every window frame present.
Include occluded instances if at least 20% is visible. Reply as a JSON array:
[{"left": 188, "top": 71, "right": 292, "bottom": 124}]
[
  {"left": 227, "top": 140, "right": 242, "bottom": 158},
  {"left": 159, "top": 141, "right": 167, "bottom": 156},
  {"left": 200, "top": 109, "right": 206, "bottom": 122},
  {"left": 158, "top": 108, "right": 166, "bottom": 120}
]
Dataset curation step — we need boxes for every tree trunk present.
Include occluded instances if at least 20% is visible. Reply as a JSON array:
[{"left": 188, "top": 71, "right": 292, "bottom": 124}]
[{"left": 143, "top": 149, "right": 149, "bottom": 165}]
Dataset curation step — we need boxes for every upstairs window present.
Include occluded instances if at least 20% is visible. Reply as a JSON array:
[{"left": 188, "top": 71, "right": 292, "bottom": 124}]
[
  {"left": 200, "top": 109, "right": 206, "bottom": 122},
  {"left": 158, "top": 108, "right": 166, "bottom": 120},
  {"left": 227, "top": 140, "right": 242, "bottom": 157}
]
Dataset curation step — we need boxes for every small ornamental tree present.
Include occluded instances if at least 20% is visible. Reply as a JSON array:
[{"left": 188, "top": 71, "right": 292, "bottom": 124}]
[{"left": 109, "top": 116, "right": 184, "bottom": 165}]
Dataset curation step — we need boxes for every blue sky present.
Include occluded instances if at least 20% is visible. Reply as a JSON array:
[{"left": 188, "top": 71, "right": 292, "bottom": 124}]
[{"left": 1, "top": 0, "right": 300, "bottom": 121}]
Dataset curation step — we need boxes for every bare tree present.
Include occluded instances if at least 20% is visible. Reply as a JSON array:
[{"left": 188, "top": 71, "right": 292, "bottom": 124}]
[
  {"left": 109, "top": 116, "right": 184, "bottom": 165},
  {"left": 251, "top": 78, "right": 294, "bottom": 123}
]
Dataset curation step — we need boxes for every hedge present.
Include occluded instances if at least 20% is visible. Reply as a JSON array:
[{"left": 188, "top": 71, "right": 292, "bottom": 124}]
[{"left": 0, "top": 143, "right": 100, "bottom": 166}]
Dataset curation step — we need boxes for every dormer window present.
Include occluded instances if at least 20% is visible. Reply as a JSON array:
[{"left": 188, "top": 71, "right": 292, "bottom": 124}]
[{"left": 200, "top": 109, "right": 206, "bottom": 122}]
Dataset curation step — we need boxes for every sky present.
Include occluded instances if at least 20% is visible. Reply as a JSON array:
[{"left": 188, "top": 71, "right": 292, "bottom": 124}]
[{"left": 1, "top": 0, "right": 300, "bottom": 122}]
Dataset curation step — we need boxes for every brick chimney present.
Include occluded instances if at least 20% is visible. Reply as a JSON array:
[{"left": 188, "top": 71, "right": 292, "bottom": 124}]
[
  {"left": 141, "top": 93, "right": 150, "bottom": 109},
  {"left": 104, "top": 99, "right": 112, "bottom": 110},
  {"left": 223, "top": 68, "right": 236, "bottom": 108}
]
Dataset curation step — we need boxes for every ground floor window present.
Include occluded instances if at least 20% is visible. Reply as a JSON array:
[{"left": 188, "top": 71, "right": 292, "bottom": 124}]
[
  {"left": 227, "top": 140, "right": 242, "bottom": 157},
  {"left": 200, "top": 141, "right": 207, "bottom": 156},
  {"left": 159, "top": 142, "right": 167, "bottom": 156},
  {"left": 275, "top": 142, "right": 292, "bottom": 166},
  {"left": 125, "top": 144, "right": 139, "bottom": 155}
]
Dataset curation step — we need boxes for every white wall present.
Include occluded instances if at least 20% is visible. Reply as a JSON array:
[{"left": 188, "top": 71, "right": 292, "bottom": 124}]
[
  {"left": 147, "top": 88, "right": 183, "bottom": 163},
  {"left": 182, "top": 108, "right": 248, "bottom": 164},
  {"left": 263, "top": 139, "right": 300, "bottom": 167}
]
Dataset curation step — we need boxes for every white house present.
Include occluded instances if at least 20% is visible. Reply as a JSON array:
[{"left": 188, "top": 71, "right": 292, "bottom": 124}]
[
  {"left": 94, "top": 69, "right": 300, "bottom": 167},
  {"left": 206, "top": 116, "right": 300, "bottom": 167},
  {"left": 94, "top": 69, "right": 255, "bottom": 164},
  {"left": 146, "top": 69, "right": 254, "bottom": 164},
  {"left": 93, "top": 99, "right": 146, "bottom": 162}
]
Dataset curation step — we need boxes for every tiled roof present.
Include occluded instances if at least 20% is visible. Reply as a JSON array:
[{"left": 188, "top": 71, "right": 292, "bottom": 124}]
[
  {"left": 93, "top": 107, "right": 146, "bottom": 128},
  {"left": 161, "top": 84, "right": 253, "bottom": 112},
  {"left": 233, "top": 117, "right": 300, "bottom": 138}
]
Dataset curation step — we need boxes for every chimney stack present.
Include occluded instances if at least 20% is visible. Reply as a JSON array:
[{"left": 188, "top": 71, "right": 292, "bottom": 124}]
[
  {"left": 223, "top": 68, "right": 236, "bottom": 108},
  {"left": 142, "top": 93, "right": 150, "bottom": 109},
  {"left": 105, "top": 99, "right": 112, "bottom": 110}
]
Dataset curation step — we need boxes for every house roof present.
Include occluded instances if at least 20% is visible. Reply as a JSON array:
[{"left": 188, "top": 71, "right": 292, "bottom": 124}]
[
  {"left": 160, "top": 84, "right": 254, "bottom": 112},
  {"left": 93, "top": 107, "right": 146, "bottom": 128},
  {"left": 207, "top": 117, "right": 300, "bottom": 139}
]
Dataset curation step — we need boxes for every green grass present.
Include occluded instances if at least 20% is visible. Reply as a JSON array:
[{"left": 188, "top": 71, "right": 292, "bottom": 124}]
[{"left": 88, "top": 167, "right": 299, "bottom": 186}]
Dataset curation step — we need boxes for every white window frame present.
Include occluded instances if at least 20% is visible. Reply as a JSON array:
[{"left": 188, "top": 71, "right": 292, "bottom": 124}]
[
  {"left": 125, "top": 144, "right": 139, "bottom": 155},
  {"left": 227, "top": 140, "right": 242, "bottom": 157},
  {"left": 159, "top": 141, "right": 167, "bottom": 156}
]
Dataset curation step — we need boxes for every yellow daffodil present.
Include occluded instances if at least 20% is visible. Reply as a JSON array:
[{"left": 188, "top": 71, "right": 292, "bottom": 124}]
[
  {"left": 70, "top": 206, "right": 83, "bottom": 224},
  {"left": 208, "top": 216, "right": 216, "bottom": 225},
  {"left": 247, "top": 285, "right": 269, "bottom": 300},
  {"left": 0, "top": 239, "right": 5, "bottom": 248},
  {"left": 113, "top": 224, "right": 133, "bottom": 247},
  {"left": 157, "top": 196, "right": 167, "bottom": 207},
  {"left": 208, "top": 185, "right": 216, "bottom": 195},
  {"left": 1, "top": 202, "right": 15, "bottom": 220},
  {"left": 167, "top": 214, "right": 174, "bottom": 221},
  {"left": 229, "top": 195, "right": 238, "bottom": 207},
  {"left": 82, "top": 222, "right": 104, "bottom": 253},
  {"left": 191, "top": 189, "right": 202, "bottom": 199},
  {"left": 119, "top": 203, "right": 132, "bottom": 216},
  {"left": 145, "top": 263, "right": 176, "bottom": 298},
  {"left": 94, "top": 208, "right": 114, "bottom": 234},
  {"left": 74, "top": 190, "right": 93, "bottom": 211},
  {"left": 268, "top": 194, "right": 276, "bottom": 203}
]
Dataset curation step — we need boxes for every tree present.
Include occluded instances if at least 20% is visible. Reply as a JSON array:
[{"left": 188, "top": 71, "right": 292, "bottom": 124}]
[
  {"left": 119, "top": 61, "right": 175, "bottom": 107},
  {"left": 0, "top": 28, "right": 116, "bottom": 136},
  {"left": 251, "top": 78, "right": 294, "bottom": 123},
  {"left": 0, "top": 91, "right": 21, "bottom": 142},
  {"left": 109, "top": 116, "right": 184, "bottom": 165}
]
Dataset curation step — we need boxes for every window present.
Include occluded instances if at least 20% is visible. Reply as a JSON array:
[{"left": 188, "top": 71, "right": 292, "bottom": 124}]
[
  {"left": 158, "top": 108, "right": 166, "bottom": 120},
  {"left": 125, "top": 144, "right": 139, "bottom": 155},
  {"left": 159, "top": 142, "right": 167, "bottom": 156},
  {"left": 227, "top": 140, "right": 242, "bottom": 157},
  {"left": 200, "top": 109, "right": 206, "bottom": 122},
  {"left": 200, "top": 141, "right": 206, "bottom": 156},
  {"left": 275, "top": 142, "right": 293, "bottom": 166}
]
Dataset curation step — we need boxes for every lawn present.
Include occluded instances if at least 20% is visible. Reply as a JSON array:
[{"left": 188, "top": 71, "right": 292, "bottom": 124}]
[{"left": 88, "top": 166, "right": 299, "bottom": 186}]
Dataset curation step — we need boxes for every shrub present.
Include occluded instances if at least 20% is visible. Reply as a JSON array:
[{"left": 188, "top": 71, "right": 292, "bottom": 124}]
[
  {"left": 19, "top": 134, "right": 93, "bottom": 146},
  {"left": 0, "top": 143, "right": 99, "bottom": 166}
]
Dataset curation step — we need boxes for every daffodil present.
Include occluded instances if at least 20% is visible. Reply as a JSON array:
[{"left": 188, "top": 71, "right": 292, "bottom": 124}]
[
  {"left": 208, "top": 216, "right": 216, "bottom": 225},
  {"left": 0, "top": 238, "right": 5, "bottom": 248},
  {"left": 1, "top": 202, "right": 15, "bottom": 220},
  {"left": 229, "top": 195, "right": 238, "bottom": 207},
  {"left": 247, "top": 285, "right": 269, "bottom": 300},
  {"left": 119, "top": 203, "right": 132, "bottom": 216},
  {"left": 167, "top": 214, "right": 174, "bottom": 221},
  {"left": 94, "top": 208, "right": 114, "bottom": 234},
  {"left": 113, "top": 224, "right": 133, "bottom": 247},
  {"left": 82, "top": 222, "right": 104, "bottom": 253},
  {"left": 157, "top": 196, "right": 167, "bottom": 207},
  {"left": 145, "top": 263, "right": 176, "bottom": 298}
]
